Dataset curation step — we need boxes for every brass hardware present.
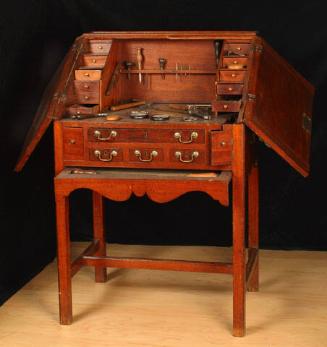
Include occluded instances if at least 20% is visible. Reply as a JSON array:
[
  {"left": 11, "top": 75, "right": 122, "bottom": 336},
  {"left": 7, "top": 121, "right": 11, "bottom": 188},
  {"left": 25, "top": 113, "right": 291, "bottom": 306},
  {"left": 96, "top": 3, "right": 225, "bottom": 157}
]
[
  {"left": 220, "top": 141, "right": 227, "bottom": 147},
  {"left": 134, "top": 150, "right": 158, "bottom": 162},
  {"left": 98, "top": 45, "right": 103, "bottom": 50},
  {"left": 92, "top": 59, "right": 96, "bottom": 63},
  {"left": 233, "top": 60, "right": 238, "bottom": 64},
  {"left": 84, "top": 73, "right": 90, "bottom": 77},
  {"left": 231, "top": 73, "right": 236, "bottom": 77},
  {"left": 84, "top": 84, "right": 89, "bottom": 89},
  {"left": 236, "top": 47, "right": 241, "bottom": 51},
  {"left": 228, "top": 87, "right": 233, "bottom": 91},
  {"left": 84, "top": 96, "right": 89, "bottom": 100},
  {"left": 70, "top": 169, "right": 97, "bottom": 175},
  {"left": 94, "top": 149, "right": 118, "bottom": 162},
  {"left": 174, "top": 131, "right": 198, "bottom": 144},
  {"left": 223, "top": 104, "right": 228, "bottom": 109},
  {"left": 302, "top": 113, "right": 312, "bottom": 133},
  {"left": 94, "top": 129, "right": 117, "bottom": 141},
  {"left": 175, "top": 151, "right": 199, "bottom": 163},
  {"left": 69, "top": 139, "right": 76, "bottom": 144}
]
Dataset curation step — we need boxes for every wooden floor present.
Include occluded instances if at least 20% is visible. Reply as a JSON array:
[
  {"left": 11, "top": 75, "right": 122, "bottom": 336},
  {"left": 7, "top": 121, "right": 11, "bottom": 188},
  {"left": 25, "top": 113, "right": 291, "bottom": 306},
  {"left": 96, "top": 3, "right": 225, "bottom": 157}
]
[{"left": 0, "top": 243, "right": 326, "bottom": 347}]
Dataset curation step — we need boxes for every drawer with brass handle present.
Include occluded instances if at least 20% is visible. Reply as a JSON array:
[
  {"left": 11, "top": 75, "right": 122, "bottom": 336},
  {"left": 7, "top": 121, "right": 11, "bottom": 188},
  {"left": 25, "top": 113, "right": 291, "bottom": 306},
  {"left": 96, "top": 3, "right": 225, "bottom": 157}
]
[
  {"left": 170, "top": 149, "right": 205, "bottom": 164},
  {"left": 74, "top": 80, "right": 100, "bottom": 104},
  {"left": 222, "top": 57, "right": 248, "bottom": 69},
  {"left": 219, "top": 70, "right": 246, "bottom": 83},
  {"left": 75, "top": 69, "right": 102, "bottom": 81},
  {"left": 88, "top": 40, "right": 111, "bottom": 54},
  {"left": 216, "top": 83, "right": 244, "bottom": 95},
  {"left": 223, "top": 43, "right": 251, "bottom": 56},
  {"left": 82, "top": 54, "right": 107, "bottom": 67},
  {"left": 89, "top": 148, "right": 122, "bottom": 162},
  {"left": 212, "top": 100, "right": 241, "bottom": 113},
  {"left": 129, "top": 148, "right": 163, "bottom": 163}
]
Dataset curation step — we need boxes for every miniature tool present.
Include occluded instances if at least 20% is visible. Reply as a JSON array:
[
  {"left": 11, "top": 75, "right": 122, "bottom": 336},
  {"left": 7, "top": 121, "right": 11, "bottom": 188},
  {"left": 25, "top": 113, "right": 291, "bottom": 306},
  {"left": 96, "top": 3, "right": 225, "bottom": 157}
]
[
  {"left": 136, "top": 48, "right": 144, "bottom": 84},
  {"left": 124, "top": 61, "right": 134, "bottom": 80},
  {"left": 158, "top": 58, "right": 167, "bottom": 79}
]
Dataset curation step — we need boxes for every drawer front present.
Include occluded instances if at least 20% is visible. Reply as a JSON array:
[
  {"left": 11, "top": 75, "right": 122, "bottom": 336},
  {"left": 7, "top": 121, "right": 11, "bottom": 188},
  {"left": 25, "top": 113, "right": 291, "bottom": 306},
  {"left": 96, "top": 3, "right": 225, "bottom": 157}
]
[
  {"left": 219, "top": 70, "right": 246, "bottom": 83},
  {"left": 129, "top": 148, "right": 164, "bottom": 163},
  {"left": 63, "top": 127, "right": 84, "bottom": 160},
  {"left": 88, "top": 128, "right": 205, "bottom": 144},
  {"left": 170, "top": 149, "right": 206, "bottom": 165},
  {"left": 216, "top": 83, "right": 243, "bottom": 95},
  {"left": 212, "top": 100, "right": 241, "bottom": 113},
  {"left": 224, "top": 43, "right": 251, "bottom": 56},
  {"left": 222, "top": 57, "right": 248, "bottom": 69},
  {"left": 89, "top": 148, "right": 123, "bottom": 162},
  {"left": 67, "top": 104, "right": 99, "bottom": 115},
  {"left": 88, "top": 40, "right": 111, "bottom": 54},
  {"left": 75, "top": 69, "right": 102, "bottom": 81},
  {"left": 88, "top": 128, "right": 147, "bottom": 142},
  {"left": 74, "top": 80, "right": 100, "bottom": 104},
  {"left": 210, "top": 128, "right": 233, "bottom": 165},
  {"left": 83, "top": 55, "right": 107, "bottom": 67}
]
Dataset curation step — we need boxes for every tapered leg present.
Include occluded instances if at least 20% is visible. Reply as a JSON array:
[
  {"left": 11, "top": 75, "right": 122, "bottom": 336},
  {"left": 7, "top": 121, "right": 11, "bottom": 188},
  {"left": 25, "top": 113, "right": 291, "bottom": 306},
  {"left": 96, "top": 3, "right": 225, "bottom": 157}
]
[
  {"left": 247, "top": 162, "right": 259, "bottom": 292},
  {"left": 232, "top": 125, "right": 246, "bottom": 337},
  {"left": 55, "top": 194, "right": 72, "bottom": 325},
  {"left": 93, "top": 191, "right": 107, "bottom": 282}
]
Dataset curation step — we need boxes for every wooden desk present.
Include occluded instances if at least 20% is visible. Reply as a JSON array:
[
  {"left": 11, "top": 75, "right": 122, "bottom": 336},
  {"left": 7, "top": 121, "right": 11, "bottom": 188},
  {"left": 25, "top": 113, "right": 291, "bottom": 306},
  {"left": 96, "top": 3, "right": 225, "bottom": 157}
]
[{"left": 15, "top": 31, "right": 313, "bottom": 337}]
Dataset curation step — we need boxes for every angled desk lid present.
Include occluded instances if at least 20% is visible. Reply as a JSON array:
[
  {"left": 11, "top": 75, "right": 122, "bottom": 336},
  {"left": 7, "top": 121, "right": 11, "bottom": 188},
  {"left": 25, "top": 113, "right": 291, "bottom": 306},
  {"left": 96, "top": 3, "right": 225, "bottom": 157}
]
[
  {"left": 14, "top": 37, "right": 85, "bottom": 172},
  {"left": 244, "top": 38, "right": 314, "bottom": 177}
]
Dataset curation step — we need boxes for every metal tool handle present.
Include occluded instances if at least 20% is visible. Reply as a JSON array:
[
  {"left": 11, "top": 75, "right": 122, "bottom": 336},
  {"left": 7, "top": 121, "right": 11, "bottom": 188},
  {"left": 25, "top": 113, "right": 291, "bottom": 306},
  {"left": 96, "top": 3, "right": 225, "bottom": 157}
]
[
  {"left": 174, "top": 131, "right": 198, "bottom": 144},
  {"left": 93, "top": 130, "right": 117, "bottom": 141},
  {"left": 134, "top": 150, "right": 158, "bottom": 162},
  {"left": 94, "top": 149, "right": 118, "bottom": 162},
  {"left": 175, "top": 151, "right": 199, "bottom": 163}
]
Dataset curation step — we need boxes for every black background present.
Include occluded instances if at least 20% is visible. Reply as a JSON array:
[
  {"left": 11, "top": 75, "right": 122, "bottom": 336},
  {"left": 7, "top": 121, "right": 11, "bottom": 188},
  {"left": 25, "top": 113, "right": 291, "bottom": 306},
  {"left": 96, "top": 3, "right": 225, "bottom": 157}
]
[{"left": 1, "top": 0, "right": 326, "bottom": 304}]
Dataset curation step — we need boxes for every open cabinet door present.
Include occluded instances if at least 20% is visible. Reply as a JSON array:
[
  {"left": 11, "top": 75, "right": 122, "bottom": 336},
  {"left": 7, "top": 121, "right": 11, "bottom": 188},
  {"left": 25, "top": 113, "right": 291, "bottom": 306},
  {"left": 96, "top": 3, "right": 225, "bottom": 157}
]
[
  {"left": 14, "top": 37, "right": 85, "bottom": 172},
  {"left": 244, "top": 39, "right": 314, "bottom": 177}
]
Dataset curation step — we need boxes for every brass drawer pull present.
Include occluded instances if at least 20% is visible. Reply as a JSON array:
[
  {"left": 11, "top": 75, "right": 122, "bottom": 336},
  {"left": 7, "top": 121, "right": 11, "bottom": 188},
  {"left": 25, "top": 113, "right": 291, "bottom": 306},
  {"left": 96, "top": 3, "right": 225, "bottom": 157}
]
[
  {"left": 134, "top": 150, "right": 158, "bottom": 162},
  {"left": 175, "top": 151, "right": 199, "bottom": 163},
  {"left": 174, "top": 131, "right": 198, "bottom": 144},
  {"left": 94, "top": 150, "right": 118, "bottom": 162},
  {"left": 93, "top": 130, "right": 117, "bottom": 141}
]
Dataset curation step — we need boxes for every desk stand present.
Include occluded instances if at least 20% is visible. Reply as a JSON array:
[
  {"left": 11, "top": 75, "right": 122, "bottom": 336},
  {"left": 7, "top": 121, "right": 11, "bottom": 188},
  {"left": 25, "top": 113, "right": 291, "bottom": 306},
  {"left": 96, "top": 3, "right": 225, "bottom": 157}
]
[{"left": 54, "top": 129, "right": 259, "bottom": 337}]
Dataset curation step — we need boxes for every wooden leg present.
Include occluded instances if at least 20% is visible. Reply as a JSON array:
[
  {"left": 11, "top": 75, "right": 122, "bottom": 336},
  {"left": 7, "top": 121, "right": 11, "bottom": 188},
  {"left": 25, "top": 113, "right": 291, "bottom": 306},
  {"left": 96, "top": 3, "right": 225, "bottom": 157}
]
[
  {"left": 232, "top": 125, "right": 246, "bottom": 337},
  {"left": 55, "top": 194, "right": 72, "bottom": 325},
  {"left": 247, "top": 162, "right": 259, "bottom": 292},
  {"left": 93, "top": 191, "right": 107, "bottom": 283}
]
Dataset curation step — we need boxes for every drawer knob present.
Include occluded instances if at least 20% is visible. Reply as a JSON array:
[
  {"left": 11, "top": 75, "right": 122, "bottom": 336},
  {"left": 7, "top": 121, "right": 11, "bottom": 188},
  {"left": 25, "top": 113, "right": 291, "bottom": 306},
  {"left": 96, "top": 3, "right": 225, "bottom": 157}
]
[
  {"left": 84, "top": 84, "right": 89, "bottom": 89},
  {"left": 92, "top": 59, "right": 96, "bottom": 63},
  {"left": 220, "top": 141, "right": 227, "bottom": 147},
  {"left": 228, "top": 87, "right": 233, "bottom": 91},
  {"left": 134, "top": 150, "right": 158, "bottom": 162},
  {"left": 84, "top": 73, "right": 90, "bottom": 77},
  {"left": 69, "top": 139, "right": 76, "bottom": 144},
  {"left": 223, "top": 104, "right": 228, "bottom": 109},
  {"left": 237, "top": 47, "right": 241, "bottom": 51},
  {"left": 98, "top": 45, "right": 103, "bottom": 49},
  {"left": 94, "top": 129, "right": 117, "bottom": 141},
  {"left": 233, "top": 60, "right": 238, "bottom": 64},
  {"left": 231, "top": 73, "right": 236, "bottom": 77},
  {"left": 84, "top": 96, "right": 89, "bottom": 100},
  {"left": 175, "top": 151, "right": 199, "bottom": 163},
  {"left": 94, "top": 149, "right": 118, "bottom": 162},
  {"left": 174, "top": 131, "right": 198, "bottom": 144}
]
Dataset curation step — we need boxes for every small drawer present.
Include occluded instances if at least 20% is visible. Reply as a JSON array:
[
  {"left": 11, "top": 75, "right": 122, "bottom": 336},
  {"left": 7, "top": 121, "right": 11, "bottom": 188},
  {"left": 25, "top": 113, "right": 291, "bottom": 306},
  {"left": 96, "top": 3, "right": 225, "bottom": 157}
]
[
  {"left": 212, "top": 100, "right": 241, "bottom": 113},
  {"left": 89, "top": 148, "right": 122, "bottom": 162},
  {"left": 82, "top": 54, "right": 107, "bottom": 67},
  {"left": 88, "top": 128, "right": 147, "bottom": 142},
  {"left": 74, "top": 80, "right": 100, "bottom": 104},
  {"left": 129, "top": 148, "right": 164, "bottom": 163},
  {"left": 88, "top": 40, "right": 111, "bottom": 54},
  {"left": 75, "top": 69, "right": 102, "bottom": 81},
  {"left": 219, "top": 70, "right": 246, "bottom": 83},
  {"left": 216, "top": 83, "right": 244, "bottom": 95},
  {"left": 210, "top": 128, "right": 233, "bottom": 165},
  {"left": 170, "top": 149, "right": 205, "bottom": 164},
  {"left": 63, "top": 127, "right": 84, "bottom": 160},
  {"left": 223, "top": 43, "right": 251, "bottom": 56},
  {"left": 67, "top": 104, "right": 99, "bottom": 115},
  {"left": 222, "top": 57, "right": 248, "bottom": 69}
]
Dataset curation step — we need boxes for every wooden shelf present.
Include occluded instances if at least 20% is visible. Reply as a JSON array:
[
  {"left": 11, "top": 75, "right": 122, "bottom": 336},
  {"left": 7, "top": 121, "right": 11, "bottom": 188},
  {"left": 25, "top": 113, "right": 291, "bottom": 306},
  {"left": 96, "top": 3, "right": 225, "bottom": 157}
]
[{"left": 120, "top": 69, "right": 217, "bottom": 75}]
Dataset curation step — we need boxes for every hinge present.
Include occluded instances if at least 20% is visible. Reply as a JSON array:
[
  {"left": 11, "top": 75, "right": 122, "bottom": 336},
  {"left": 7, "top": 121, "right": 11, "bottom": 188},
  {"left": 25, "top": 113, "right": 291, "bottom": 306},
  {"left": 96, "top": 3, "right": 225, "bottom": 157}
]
[
  {"left": 302, "top": 113, "right": 312, "bottom": 133},
  {"left": 252, "top": 44, "right": 263, "bottom": 53}
]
